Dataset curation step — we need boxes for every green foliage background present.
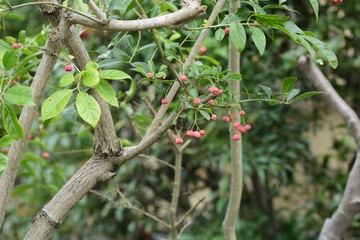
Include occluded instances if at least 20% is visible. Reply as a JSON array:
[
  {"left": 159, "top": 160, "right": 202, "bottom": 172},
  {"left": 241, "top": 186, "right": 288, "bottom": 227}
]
[{"left": 1, "top": 0, "right": 360, "bottom": 239}]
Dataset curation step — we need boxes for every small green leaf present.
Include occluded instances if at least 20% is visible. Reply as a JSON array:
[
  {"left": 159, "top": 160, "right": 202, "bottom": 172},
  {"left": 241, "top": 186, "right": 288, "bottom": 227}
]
[
  {"left": 0, "top": 153, "right": 9, "bottom": 172},
  {"left": 76, "top": 91, "right": 101, "bottom": 128},
  {"left": 0, "top": 39, "right": 11, "bottom": 51},
  {"left": 99, "top": 70, "right": 131, "bottom": 80},
  {"left": 95, "top": 80, "right": 119, "bottom": 107},
  {"left": 189, "top": 88, "right": 198, "bottom": 98},
  {"left": 62, "top": 106, "right": 77, "bottom": 123},
  {"left": 0, "top": 135, "right": 15, "bottom": 148},
  {"left": 254, "top": 14, "right": 289, "bottom": 27},
  {"left": 230, "top": 22, "right": 246, "bottom": 53},
  {"left": 60, "top": 74, "right": 75, "bottom": 87},
  {"left": 281, "top": 77, "right": 297, "bottom": 94},
  {"left": 279, "top": 0, "right": 287, "bottom": 4},
  {"left": 309, "top": 0, "right": 319, "bottom": 22},
  {"left": 85, "top": 61, "right": 99, "bottom": 70},
  {"left": 249, "top": 26, "right": 266, "bottom": 56},
  {"left": 199, "top": 110, "right": 210, "bottom": 121},
  {"left": 82, "top": 68, "right": 100, "bottom": 87},
  {"left": 41, "top": 89, "right": 73, "bottom": 121},
  {"left": 215, "top": 28, "right": 225, "bottom": 41},
  {"left": 4, "top": 86, "right": 34, "bottom": 106},
  {"left": 258, "top": 85, "right": 272, "bottom": 98},
  {"left": 286, "top": 88, "right": 300, "bottom": 102},
  {"left": 290, "top": 91, "right": 322, "bottom": 103},
  {"left": 19, "top": 30, "right": 26, "bottom": 44},
  {"left": 2, "top": 104, "right": 24, "bottom": 140},
  {"left": 2, "top": 50, "right": 21, "bottom": 71},
  {"left": 223, "top": 73, "right": 242, "bottom": 81}
]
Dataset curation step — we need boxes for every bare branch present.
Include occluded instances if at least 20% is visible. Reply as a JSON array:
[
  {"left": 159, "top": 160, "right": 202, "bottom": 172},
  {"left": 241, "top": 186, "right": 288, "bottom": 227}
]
[
  {"left": 68, "top": 0, "right": 206, "bottom": 31},
  {"left": 87, "top": 0, "right": 106, "bottom": 23}
]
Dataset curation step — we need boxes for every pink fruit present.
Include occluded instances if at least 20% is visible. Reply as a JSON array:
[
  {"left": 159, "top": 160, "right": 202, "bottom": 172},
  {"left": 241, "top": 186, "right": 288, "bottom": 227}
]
[
  {"left": 175, "top": 137, "right": 184, "bottom": 144},
  {"left": 233, "top": 122, "right": 241, "bottom": 128},
  {"left": 193, "top": 98, "right": 201, "bottom": 106},
  {"left": 237, "top": 126, "right": 246, "bottom": 133},
  {"left": 42, "top": 152, "right": 50, "bottom": 158},
  {"left": 180, "top": 75, "right": 187, "bottom": 82},
  {"left": 193, "top": 131, "right": 201, "bottom": 138},
  {"left": 64, "top": 65, "right": 73, "bottom": 71},
  {"left": 186, "top": 130, "right": 194, "bottom": 137},
  {"left": 232, "top": 134, "right": 242, "bottom": 141},
  {"left": 245, "top": 124, "right": 252, "bottom": 131},
  {"left": 161, "top": 98, "right": 169, "bottom": 105},
  {"left": 208, "top": 86, "right": 219, "bottom": 94},
  {"left": 211, "top": 114, "right": 217, "bottom": 120},
  {"left": 200, "top": 46, "right": 207, "bottom": 54},
  {"left": 147, "top": 72, "right": 154, "bottom": 78},
  {"left": 224, "top": 27, "right": 230, "bottom": 35},
  {"left": 199, "top": 130, "right": 206, "bottom": 135},
  {"left": 222, "top": 116, "right": 231, "bottom": 122},
  {"left": 239, "top": 110, "right": 246, "bottom": 116},
  {"left": 209, "top": 99, "right": 216, "bottom": 106}
]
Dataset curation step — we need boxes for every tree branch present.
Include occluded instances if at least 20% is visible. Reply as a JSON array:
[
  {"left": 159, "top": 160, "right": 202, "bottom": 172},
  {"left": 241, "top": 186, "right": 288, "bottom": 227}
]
[{"left": 298, "top": 56, "right": 360, "bottom": 240}]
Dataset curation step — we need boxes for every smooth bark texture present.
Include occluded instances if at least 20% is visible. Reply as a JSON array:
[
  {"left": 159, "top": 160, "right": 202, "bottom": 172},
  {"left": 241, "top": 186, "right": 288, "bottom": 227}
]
[
  {"left": 298, "top": 56, "right": 360, "bottom": 240},
  {"left": 222, "top": 1, "right": 242, "bottom": 239}
]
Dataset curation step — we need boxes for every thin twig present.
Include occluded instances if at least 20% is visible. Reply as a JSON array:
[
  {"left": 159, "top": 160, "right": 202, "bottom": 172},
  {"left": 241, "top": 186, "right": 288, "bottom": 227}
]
[{"left": 176, "top": 197, "right": 205, "bottom": 228}]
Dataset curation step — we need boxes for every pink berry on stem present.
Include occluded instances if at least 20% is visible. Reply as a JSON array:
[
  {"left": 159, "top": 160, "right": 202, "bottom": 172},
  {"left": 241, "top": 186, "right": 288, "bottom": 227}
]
[
  {"left": 64, "top": 65, "right": 73, "bottom": 71},
  {"left": 193, "top": 98, "right": 201, "bottom": 106},
  {"left": 180, "top": 75, "right": 187, "bottom": 82},
  {"left": 175, "top": 137, "right": 184, "bottom": 144},
  {"left": 199, "top": 130, "right": 206, "bottom": 135},
  {"left": 222, "top": 116, "right": 231, "bottom": 122},
  {"left": 200, "top": 46, "right": 207, "bottom": 54},
  {"left": 161, "top": 98, "right": 169, "bottom": 105},
  {"left": 147, "top": 72, "right": 154, "bottom": 78},
  {"left": 232, "top": 134, "right": 242, "bottom": 141},
  {"left": 211, "top": 114, "right": 217, "bottom": 120},
  {"left": 245, "top": 124, "right": 252, "bottom": 131},
  {"left": 224, "top": 27, "right": 230, "bottom": 35},
  {"left": 209, "top": 99, "right": 216, "bottom": 106},
  {"left": 186, "top": 130, "right": 194, "bottom": 137},
  {"left": 239, "top": 110, "right": 246, "bottom": 116},
  {"left": 193, "top": 131, "right": 201, "bottom": 138}
]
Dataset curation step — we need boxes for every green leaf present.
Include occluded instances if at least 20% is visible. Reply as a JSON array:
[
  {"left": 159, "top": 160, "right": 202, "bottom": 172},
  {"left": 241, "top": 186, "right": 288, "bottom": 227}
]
[
  {"left": 253, "top": 14, "right": 289, "bottom": 27},
  {"left": 82, "top": 68, "right": 100, "bottom": 87},
  {"left": 41, "top": 89, "right": 73, "bottom": 121},
  {"left": 0, "top": 135, "right": 15, "bottom": 148},
  {"left": 230, "top": 22, "right": 246, "bottom": 53},
  {"left": 0, "top": 39, "right": 11, "bottom": 51},
  {"left": 189, "top": 88, "right": 198, "bottom": 98},
  {"left": 85, "top": 61, "right": 98, "bottom": 70},
  {"left": 95, "top": 80, "right": 119, "bottom": 107},
  {"left": 249, "top": 26, "right": 266, "bottom": 56},
  {"left": 215, "top": 28, "right": 225, "bottom": 41},
  {"left": 2, "top": 104, "right": 23, "bottom": 140},
  {"left": 223, "top": 73, "right": 242, "bottom": 81},
  {"left": 258, "top": 85, "right": 272, "bottom": 98},
  {"left": 279, "top": 0, "right": 287, "bottom": 4},
  {"left": 76, "top": 91, "right": 101, "bottom": 128},
  {"left": 2, "top": 50, "right": 21, "bottom": 71},
  {"left": 309, "top": 0, "right": 319, "bottom": 22},
  {"left": 290, "top": 91, "right": 322, "bottom": 103},
  {"left": 286, "top": 88, "right": 300, "bottom": 102},
  {"left": 4, "top": 86, "right": 34, "bottom": 106},
  {"left": 19, "top": 30, "right": 26, "bottom": 44},
  {"left": 60, "top": 74, "right": 75, "bottom": 87},
  {"left": 62, "top": 106, "right": 77, "bottom": 123},
  {"left": 281, "top": 77, "right": 297, "bottom": 94},
  {"left": 99, "top": 70, "right": 131, "bottom": 80},
  {"left": 303, "top": 36, "right": 338, "bottom": 68},
  {"left": 0, "top": 153, "right": 9, "bottom": 172},
  {"left": 199, "top": 110, "right": 210, "bottom": 121}
]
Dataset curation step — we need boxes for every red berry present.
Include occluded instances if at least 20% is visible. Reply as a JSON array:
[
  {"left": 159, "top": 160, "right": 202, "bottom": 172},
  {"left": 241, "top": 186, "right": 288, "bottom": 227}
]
[
  {"left": 208, "top": 86, "right": 219, "bottom": 94},
  {"left": 232, "top": 134, "right": 242, "bottom": 141},
  {"left": 224, "top": 27, "right": 230, "bottom": 35},
  {"left": 199, "top": 130, "right": 206, "bottom": 135},
  {"left": 27, "top": 134, "right": 33, "bottom": 140},
  {"left": 239, "top": 110, "right": 246, "bottom": 116},
  {"left": 222, "top": 116, "right": 231, "bottom": 122},
  {"left": 2, "top": 148, "right": 9, "bottom": 154},
  {"left": 147, "top": 72, "right": 154, "bottom": 78},
  {"left": 193, "top": 98, "right": 201, "bottom": 106},
  {"left": 214, "top": 89, "right": 223, "bottom": 95},
  {"left": 11, "top": 81, "right": 17, "bottom": 86},
  {"left": 42, "top": 152, "right": 50, "bottom": 158},
  {"left": 209, "top": 99, "right": 216, "bottom": 106},
  {"left": 180, "top": 75, "right": 187, "bottom": 82},
  {"left": 15, "top": 76, "right": 20, "bottom": 81},
  {"left": 193, "top": 131, "right": 201, "bottom": 138},
  {"left": 233, "top": 122, "right": 241, "bottom": 128},
  {"left": 200, "top": 46, "right": 207, "bottom": 54},
  {"left": 17, "top": 43, "right": 23, "bottom": 48},
  {"left": 161, "top": 98, "right": 169, "bottom": 105},
  {"left": 186, "top": 130, "right": 194, "bottom": 137},
  {"left": 211, "top": 114, "right": 217, "bottom": 120},
  {"left": 332, "top": 0, "right": 343, "bottom": 4},
  {"left": 237, "top": 126, "right": 246, "bottom": 133},
  {"left": 80, "top": 26, "right": 91, "bottom": 40},
  {"left": 245, "top": 124, "right": 252, "bottom": 131},
  {"left": 11, "top": 42, "right": 18, "bottom": 49},
  {"left": 64, "top": 65, "right": 73, "bottom": 71},
  {"left": 175, "top": 137, "right": 184, "bottom": 144}
]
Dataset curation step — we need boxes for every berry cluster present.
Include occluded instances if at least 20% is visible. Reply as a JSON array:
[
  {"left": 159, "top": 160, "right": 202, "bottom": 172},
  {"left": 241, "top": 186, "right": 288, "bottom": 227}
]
[
  {"left": 11, "top": 42, "right": 23, "bottom": 49},
  {"left": 220, "top": 110, "right": 252, "bottom": 141}
]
